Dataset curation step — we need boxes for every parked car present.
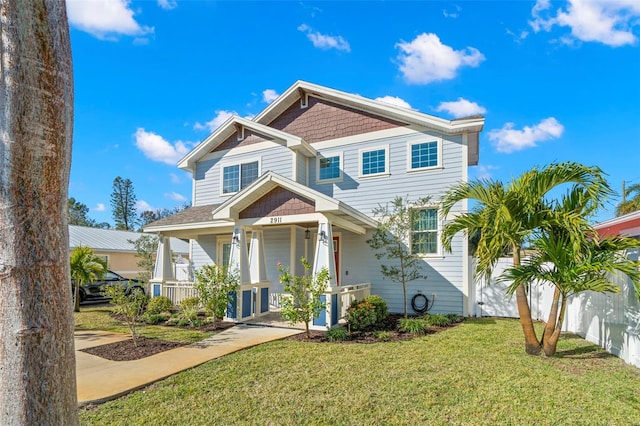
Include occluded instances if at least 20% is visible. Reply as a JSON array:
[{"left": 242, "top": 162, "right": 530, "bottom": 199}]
[{"left": 73, "top": 270, "right": 146, "bottom": 303}]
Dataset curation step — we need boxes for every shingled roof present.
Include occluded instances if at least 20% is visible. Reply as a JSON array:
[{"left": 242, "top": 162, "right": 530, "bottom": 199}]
[{"left": 144, "top": 204, "right": 220, "bottom": 229}]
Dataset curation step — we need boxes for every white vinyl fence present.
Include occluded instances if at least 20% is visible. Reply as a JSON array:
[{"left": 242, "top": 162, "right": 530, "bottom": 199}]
[{"left": 474, "top": 249, "right": 640, "bottom": 368}]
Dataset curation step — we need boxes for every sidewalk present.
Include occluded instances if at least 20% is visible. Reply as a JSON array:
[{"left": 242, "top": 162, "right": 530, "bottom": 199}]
[{"left": 76, "top": 325, "right": 302, "bottom": 406}]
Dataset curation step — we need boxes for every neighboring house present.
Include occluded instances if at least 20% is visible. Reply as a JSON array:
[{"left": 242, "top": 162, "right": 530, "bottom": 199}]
[
  {"left": 593, "top": 210, "right": 640, "bottom": 239},
  {"left": 144, "top": 81, "right": 484, "bottom": 327},
  {"left": 69, "top": 225, "right": 189, "bottom": 279}
]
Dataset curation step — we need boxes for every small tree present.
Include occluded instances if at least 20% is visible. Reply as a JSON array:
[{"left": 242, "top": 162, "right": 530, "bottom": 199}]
[
  {"left": 193, "top": 264, "right": 239, "bottom": 327},
  {"left": 104, "top": 285, "right": 149, "bottom": 347},
  {"left": 70, "top": 246, "right": 107, "bottom": 312},
  {"left": 128, "top": 234, "right": 159, "bottom": 283},
  {"left": 277, "top": 258, "right": 330, "bottom": 338},
  {"left": 367, "top": 196, "right": 429, "bottom": 318}
]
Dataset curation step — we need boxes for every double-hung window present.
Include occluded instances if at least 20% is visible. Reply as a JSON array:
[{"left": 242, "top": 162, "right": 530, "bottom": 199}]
[
  {"left": 408, "top": 139, "right": 440, "bottom": 171},
  {"left": 222, "top": 160, "right": 259, "bottom": 194},
  {"left": 359, "top": 146, "right": 389, "bottom": 178},
  {"left": 411, "top": 208, "right": 439, "bottom": 255},
  {"left": 317, "top": 153, "right": 343, "bottom": 183}
]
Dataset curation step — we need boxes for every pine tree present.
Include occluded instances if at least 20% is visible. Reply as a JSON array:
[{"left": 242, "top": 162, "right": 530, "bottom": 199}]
[{"left": 111, "top": 176, "right": 138, "bottom": 231}]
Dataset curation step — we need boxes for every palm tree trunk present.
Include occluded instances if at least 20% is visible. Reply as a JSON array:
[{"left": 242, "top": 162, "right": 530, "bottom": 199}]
[
  {"left": 0, "top": 1, "right": 78, "bottom": 424},
  {"left": 541, "top": 286, "right": 561, "bottom": 348},
  {"left": 513, "top": 247, "right": 541, "bottom": 355},
  {"left": 74, "top": 284, "right": 81, "bottom": 312},
  {"left": 543, "top": 294, "right": 567, "bottom": 356}
]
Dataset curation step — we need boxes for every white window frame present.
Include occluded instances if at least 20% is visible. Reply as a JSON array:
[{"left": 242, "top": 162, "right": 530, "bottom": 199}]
[
  {"left": 219, "top": 157, "right": 261, "bottom": 196},
  {"left": 407, "top": 138, "right": 442, "bottom": 172},
  {"left": 410, "top": 205, "right": 442, "bottom": 257},
  {"left": 315, "top": 151, "right": 343, "bottom": 184},
  {"left": 358, "top": 145, "right": 389, "bottom": 178}
]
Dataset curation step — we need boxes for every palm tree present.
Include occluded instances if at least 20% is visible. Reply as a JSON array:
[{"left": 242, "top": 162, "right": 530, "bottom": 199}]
[
  {"left": 501, "top": 232, "right": 640, "bottom": 356},
  {"left": 441, "top": 162, "right": 612, "bottom": 355},
  {"left": 616, "top": 182, "right": 640, "bottom": 216},
  {"left": 70, "top": 246, "right": 107, "bottom": 312}
]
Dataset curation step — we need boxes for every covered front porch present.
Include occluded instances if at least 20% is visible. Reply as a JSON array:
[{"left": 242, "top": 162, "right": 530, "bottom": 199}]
[{"left": 145, "top": 172, "right": 377, "bottom": 330}]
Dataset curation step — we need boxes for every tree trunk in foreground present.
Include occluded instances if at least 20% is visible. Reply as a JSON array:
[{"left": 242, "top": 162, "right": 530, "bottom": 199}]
[
  {"left": 0, "top": 1, "right": 78, "bottom": 424},
  {"left": 542, "top": 288, "right": 566, "bottom": 357},
  {"left": 512, "top": 248, "right": 542, "bottom": 355}
]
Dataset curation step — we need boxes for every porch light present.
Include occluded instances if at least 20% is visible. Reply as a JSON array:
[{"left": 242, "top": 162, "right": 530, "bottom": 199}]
[
  {"left": 232, "top": 234, "right": 240, "bottom": 245},
  {"left": 319, "top": 230, "right": 327, "bottom": 243},
  {"left": 305, "top": 228, "right": 310, "bottom": 240}
]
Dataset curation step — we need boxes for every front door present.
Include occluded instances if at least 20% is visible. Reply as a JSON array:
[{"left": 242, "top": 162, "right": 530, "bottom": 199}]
[{"left": 333, "top": 236, "right": 340, "bottom": 285}]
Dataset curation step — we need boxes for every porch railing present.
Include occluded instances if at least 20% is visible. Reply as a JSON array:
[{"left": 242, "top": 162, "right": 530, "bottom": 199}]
[{"left": 160, "top": 281, "right": 199, "bottom": 306}]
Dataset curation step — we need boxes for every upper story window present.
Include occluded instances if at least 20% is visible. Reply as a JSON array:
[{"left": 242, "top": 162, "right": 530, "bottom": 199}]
[
  {"left": 408, "top": 140, "right": 440, "bottom": 171},
  {"left": 411, "top": 208, "right": 439, "bottom": 255},
  {"left": 317, "top": 152, "right": 343, "bottom": 183},
  {"left": 222, "top": 160, "right": 259, "bottom": 194},
  {"left": 359, "top": 145, "right": 389, "bottom": 178}
]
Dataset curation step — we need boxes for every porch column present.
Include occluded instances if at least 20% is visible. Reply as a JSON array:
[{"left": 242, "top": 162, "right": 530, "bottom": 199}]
[
  {"left": 152, "top": 235, "right": 174, "bottom": 281},
  {"left": 228, "top": 227, "right": 250, "bottom": 284},
  {"left": 312, "top": 219, "right": 336, "bottom": 288},
  {"left": 248, "top": 229, "right": 267, "bottom": 284}
]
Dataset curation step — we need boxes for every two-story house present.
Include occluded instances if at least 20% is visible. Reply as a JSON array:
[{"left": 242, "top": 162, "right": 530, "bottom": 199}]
[{"left": 144, "top": 81, "right": 484, "bottom": 328}]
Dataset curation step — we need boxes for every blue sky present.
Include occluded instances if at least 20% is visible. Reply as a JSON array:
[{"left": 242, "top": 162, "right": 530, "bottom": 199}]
[{"left": 67, "top": 0, "right": 640, "bottom": 226}]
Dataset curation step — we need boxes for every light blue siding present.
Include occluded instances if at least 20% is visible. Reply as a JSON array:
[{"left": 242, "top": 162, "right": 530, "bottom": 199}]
[{"left": 191, "top": 235, "right": 216, "bottom": 270}]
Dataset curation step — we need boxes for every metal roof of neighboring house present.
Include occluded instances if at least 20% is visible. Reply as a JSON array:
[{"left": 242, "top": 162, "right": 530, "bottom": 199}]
[{"left": 69, "top": 225, "right": 189, "bottom": 254}]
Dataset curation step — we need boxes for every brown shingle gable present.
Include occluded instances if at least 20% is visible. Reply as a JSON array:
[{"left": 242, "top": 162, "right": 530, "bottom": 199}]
[
  {"left": 211, "top": 129, "right": 272, "bottom": 154},
  {"left": 239, "top": 187, "right": 315, "bottom": 219},
  {"left": 267, "top": 96, "right": 405, "bottom": 143},
  {"left": 144, "top": 204, "right": 219, "bottom": 228}
]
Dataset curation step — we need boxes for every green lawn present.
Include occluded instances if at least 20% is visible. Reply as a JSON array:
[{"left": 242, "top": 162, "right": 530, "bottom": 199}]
[
  {"left": 79, "top": 318, "right": 640, "bottom": 425},
  {"left": 74, "top": 305, "right": 211, "bottom": 343}
]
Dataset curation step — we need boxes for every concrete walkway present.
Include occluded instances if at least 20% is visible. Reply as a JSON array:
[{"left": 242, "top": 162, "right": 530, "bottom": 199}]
[{"left": 76, "top": 325, "right": 302, "bottom": 406}]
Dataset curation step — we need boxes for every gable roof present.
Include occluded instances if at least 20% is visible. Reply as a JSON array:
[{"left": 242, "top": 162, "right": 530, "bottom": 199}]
[
  {"left": 69, "top": 225, "right": 189, "bottom": 254},
  {"left": 593, "top": 211, "right": 640, "bottom": 238},
  {"left": 178, "top": 116, "right": 317, "bottom": 172},
  {"left": 178, "top": 81, "right": 484, "bottom": 171}
]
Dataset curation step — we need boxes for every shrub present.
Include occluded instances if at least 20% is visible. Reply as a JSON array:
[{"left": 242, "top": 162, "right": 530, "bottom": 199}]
[
  {"left": 346, "top": 300, "right": 377, "bottom": 331},
  {"left": 422, "top": 314, "right": 452, "bottom": 327},
  {"left": 278, "top": 258, "right": 329, "bottom": 338},
  {"left": 446, "top": 313, "right": 464, "bottom": 323},
  {"left": 373, "top": 330, "right": 392, "bottom": 341},
  {"left": 178, "top": 297, "right": 201, "bottom": 325},
  {"left": 327, "top": 327, "right": 349, "bottom": 342},
  {"left": 146, "top": 296, "right": 174, "bottom": 315},
  {"left": 364, "top": 295, "right": 388, "bottom": 326},
  {"left": 193, "top": 264, "right": 239, "bottom": 322},
  {"left": 143, "top": 313, "right": 170, "bottom": 325},
  {"left": 104, "top": 284, "right": 149, "bottom": 346},
  {"left": 398, "top": 318, "right": 431, "bottom": 334}
]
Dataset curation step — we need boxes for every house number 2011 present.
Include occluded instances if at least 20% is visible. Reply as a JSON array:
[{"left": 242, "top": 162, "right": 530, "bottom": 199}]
[{"left": 269, "top": 217, "right": 283, "bottom": 224}]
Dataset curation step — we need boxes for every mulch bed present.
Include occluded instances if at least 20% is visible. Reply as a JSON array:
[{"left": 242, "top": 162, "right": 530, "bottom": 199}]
[{"left": 81, "top": 337, "right": 186, "bottom": 361}]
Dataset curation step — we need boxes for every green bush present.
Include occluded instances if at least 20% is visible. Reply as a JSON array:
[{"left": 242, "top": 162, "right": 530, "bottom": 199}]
[
  {"left": 143, "top": 313, "right": 170, "bottom": 325},
  {"left": 194, "top": 264, "right": 239, "bottom": 321},
  {"left": 364, "top": 295, "right": 388, "bottom": 326},
  {"left": 398, "top": 318, "right": 431, "bottom": 334},
  {"left": 327, "top": 327, "right": 349, "bottom": 342},
  {"left": 446, "top": 313, "right": 464, "bottom": 323},
  {"left": 373, "top": 330, "right": 392, "bottom": 341},
  {"left": 178, "top": 297, "right": 201, "bottom": 325},
  {"left": 422, "top": 314, "right": 452, "bottom": 327},
  {"left": 146, "top": 296, "right": 174, "bottom": 315},
  {"left": 103, "top": 284, "right": 149, "bottom": 346},
  {"left": 346, "top": 300, "right": 378, "bottom": 331}
]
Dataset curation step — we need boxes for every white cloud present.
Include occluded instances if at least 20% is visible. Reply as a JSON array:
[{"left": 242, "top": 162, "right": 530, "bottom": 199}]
[
  {"left": 395, "top": 33, "right": 485, "bottom": 84},
  {"left": 374, "top": 96, "right": 413, "bottom": 110},
  {"left": 194, "top": 110, "right": 237, "bottom": 132},
  {"left": 169, "top": 173, "right": 181, "bottom": 184},
  {"left": 165, "top": 192, "right": 187, "bottom": 202},
  {"left": 94, "top": 203, "right": 106, "bottom": 212},
  {"left": 66, "top": 0, "right": 154, "bottom": 40},
  {"left": 136, "top": 200, "right": 153, "bottom": 212},
  {"left": 134, "top": 128, "right": 190, "bottom": 165},
  {"left": 443, "top": 4, "right": 461, "bottom": 18},
  {"left": 158, "top": 0, "right": 177, "bottom": 10},
  {"left": 474, "top": 164, "right": 499, "bottom": 180},
  {"left": 262, "top": 89, "right": 279, "bottom": 103},
  {"left": 297, "top": 24, "right": 351, "bottom": 52},
  {"left": 530, "top": 0, "right": 640, "bottom": 47},
  {"left": 436, "top": 98, "right": 487, "bottom": 118},
  {"left": 488, "top": 117, "right": 564, "bottom": 153}
]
